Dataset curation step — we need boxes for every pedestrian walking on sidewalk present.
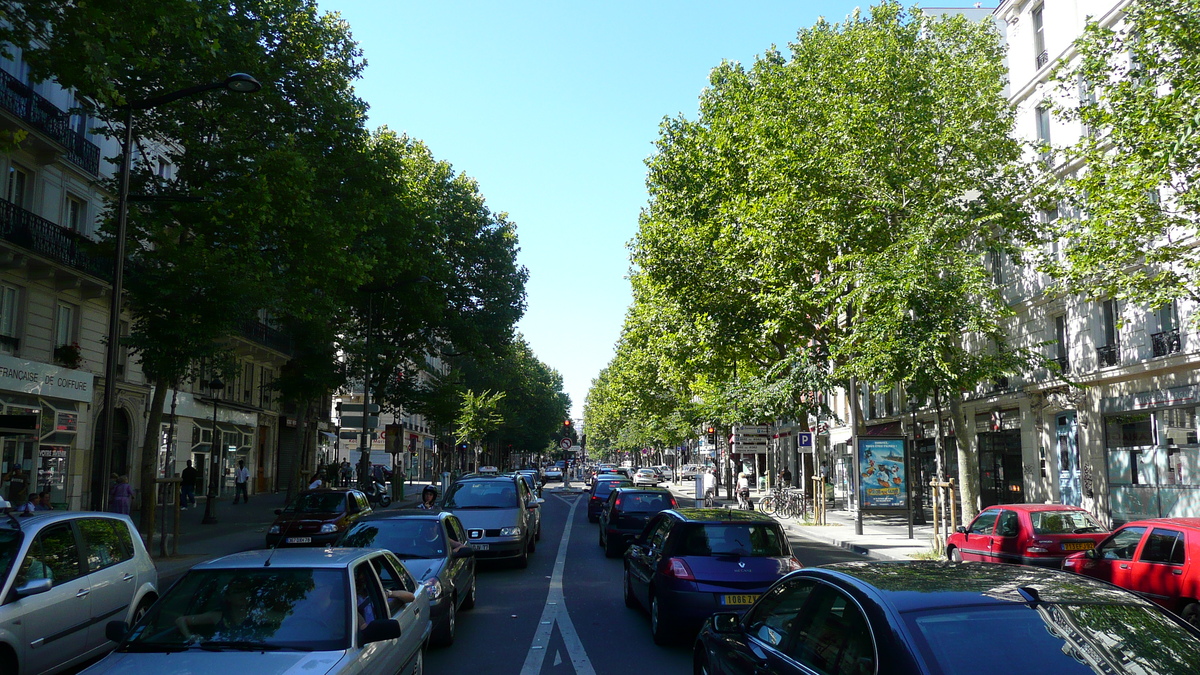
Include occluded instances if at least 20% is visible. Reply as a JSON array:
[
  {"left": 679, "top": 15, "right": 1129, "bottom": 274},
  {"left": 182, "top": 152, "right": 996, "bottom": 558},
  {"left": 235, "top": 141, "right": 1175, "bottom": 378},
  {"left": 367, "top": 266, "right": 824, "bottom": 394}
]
[
  {"left": 233, "top": 460, "right": 250, "bottom": 504},
  {"left": 180, "top": 460, "right": 198, "bottom": 510},
  {"left": 340, "top": 460, "right": 352, "bottom": 487},
  {"left": 110, "top": 475, "right": 134, "bottom": 514}
]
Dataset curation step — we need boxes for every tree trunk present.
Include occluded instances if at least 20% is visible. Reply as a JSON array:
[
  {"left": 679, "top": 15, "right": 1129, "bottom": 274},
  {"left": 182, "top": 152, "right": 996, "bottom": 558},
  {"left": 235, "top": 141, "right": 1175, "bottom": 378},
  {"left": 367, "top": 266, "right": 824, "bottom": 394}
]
[
  {"left": 948, "top": 393, "right": 981, "bottom": 524},
  {"left": 138, "top": 381, "right": 169, "bottom": 543},
  {"left": 287, "top": 397, "right": 312, "bottom": 503}
]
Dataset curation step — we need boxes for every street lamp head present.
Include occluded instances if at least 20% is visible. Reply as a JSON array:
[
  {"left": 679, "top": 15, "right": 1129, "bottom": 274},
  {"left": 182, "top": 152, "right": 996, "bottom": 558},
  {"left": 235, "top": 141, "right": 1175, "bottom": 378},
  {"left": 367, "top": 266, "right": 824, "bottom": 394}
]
[
  {"left": 224, "top": 73, "right": 262, "bottom": 94},
  {"left": 209, "top": 378, "right": 225, "bottom": 391}
]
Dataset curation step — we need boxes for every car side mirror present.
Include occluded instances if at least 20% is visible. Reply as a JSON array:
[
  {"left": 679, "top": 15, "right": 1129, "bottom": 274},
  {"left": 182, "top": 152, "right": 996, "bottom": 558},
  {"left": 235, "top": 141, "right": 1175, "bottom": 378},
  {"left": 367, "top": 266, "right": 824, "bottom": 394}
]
[
  {"left": 1084, "top": 548, "right": 1098, "bottom": 560},
  {"left": 15, "top": 578, "right": 52, "bottom": 598},
  {"left": 955, "top": 526, "right": 967, "bottom": 534},
  {"left": 105, "top": 620, "right": 129, "bottom": 643},
  {"left": 361, "top": 618, "right": 403, "bottom": 644},
  {"left": 453, "top": 546, "right": 476, "bottom": 559},
  {"left": 711, "top": 612, "right": 741, "bottom": 634}
]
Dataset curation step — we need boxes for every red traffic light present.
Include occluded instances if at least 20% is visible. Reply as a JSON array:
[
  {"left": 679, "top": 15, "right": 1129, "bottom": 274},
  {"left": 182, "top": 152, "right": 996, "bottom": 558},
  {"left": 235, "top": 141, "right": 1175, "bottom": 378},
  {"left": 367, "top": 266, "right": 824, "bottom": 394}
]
[
  {"left": 707, "top": 426, "right": 715, "bottom": 434},
  {"left": 564, "top": 420, "right": 572, "bottom": 426}
]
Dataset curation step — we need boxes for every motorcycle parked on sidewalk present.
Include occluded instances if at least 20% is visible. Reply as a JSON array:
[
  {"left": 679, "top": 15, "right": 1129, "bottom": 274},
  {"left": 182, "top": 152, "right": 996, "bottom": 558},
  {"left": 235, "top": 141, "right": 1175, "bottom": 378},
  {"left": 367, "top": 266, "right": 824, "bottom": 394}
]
[{"left": 364, "top": 480, "right": 391, "bottom": 508}]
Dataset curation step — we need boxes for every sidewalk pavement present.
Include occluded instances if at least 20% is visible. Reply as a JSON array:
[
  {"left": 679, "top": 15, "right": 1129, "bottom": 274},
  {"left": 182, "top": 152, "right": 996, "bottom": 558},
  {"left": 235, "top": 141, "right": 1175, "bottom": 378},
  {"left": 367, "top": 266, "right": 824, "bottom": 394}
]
[
  {"left": 663, "top": 481, "right": 943, "bottom": 562},
  {"left": 145, "top": 482, "right": 431, "bottom": 584}
]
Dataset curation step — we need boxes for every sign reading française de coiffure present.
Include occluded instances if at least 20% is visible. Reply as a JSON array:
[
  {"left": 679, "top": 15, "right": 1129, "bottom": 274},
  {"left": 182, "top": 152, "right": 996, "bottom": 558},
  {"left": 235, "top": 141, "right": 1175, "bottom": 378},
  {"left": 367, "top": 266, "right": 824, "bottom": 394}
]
[{"left": 0, "top": 354, "right": 95, "bottom": 404}]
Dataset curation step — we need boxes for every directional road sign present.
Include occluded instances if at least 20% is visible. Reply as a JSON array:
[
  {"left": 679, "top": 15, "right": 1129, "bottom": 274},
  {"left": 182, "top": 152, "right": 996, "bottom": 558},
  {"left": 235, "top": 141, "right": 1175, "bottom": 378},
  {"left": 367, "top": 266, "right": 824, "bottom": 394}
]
[
  {"left": 340, "top": 415, "right": 379, "bottom": 429},
  {"left": 338, "top": 403, "right": 380, "bottom": 413}
]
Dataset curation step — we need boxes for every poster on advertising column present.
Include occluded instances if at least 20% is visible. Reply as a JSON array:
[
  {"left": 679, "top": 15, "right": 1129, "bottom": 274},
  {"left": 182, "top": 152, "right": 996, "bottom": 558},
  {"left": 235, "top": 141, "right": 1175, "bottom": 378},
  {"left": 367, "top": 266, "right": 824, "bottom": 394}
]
[{"left": 859, "top": 437, "right": 907, "bottom": 510}]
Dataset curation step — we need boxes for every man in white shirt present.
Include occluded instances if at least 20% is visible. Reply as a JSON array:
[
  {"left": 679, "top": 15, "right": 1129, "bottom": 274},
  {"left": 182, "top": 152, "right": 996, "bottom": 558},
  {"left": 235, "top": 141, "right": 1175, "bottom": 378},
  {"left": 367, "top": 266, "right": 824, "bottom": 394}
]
[{"left": 233, "top": 460, "right": 251, "bottom": 504}]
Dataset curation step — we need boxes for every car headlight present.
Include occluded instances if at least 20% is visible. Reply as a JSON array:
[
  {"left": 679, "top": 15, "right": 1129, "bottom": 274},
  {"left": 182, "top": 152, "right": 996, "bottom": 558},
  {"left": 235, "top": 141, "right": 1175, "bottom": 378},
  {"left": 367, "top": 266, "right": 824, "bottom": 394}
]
[
  {"left": 500, "top": 526, "right": 521, "bottom": 537},
  {"left": 268, "top": 525, "right": 280, "bottom": 534},
  {"left": 320, "top": 523, "right": 338, "bottom": 533},
  {"left": 423, "top": 578, "right": 444, "bottom": 601}
]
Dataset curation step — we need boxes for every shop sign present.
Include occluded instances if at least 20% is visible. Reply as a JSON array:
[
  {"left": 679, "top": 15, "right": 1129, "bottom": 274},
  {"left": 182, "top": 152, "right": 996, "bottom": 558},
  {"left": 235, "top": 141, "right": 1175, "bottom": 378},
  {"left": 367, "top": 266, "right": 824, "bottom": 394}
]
[
  {"left": 1101, "top": 384, "right": 1200, "bottom": 414},
  {"left": 56, "top": 412, "right": 77, "bottom": 432},
  {"left": 39, "top": 446, "right": 68, "bottom": 459},
  {"left": 0, "top": 354, "right": 94, "bottom": 403},
  {"left": 858, "top": 437, "right": 907, "bottom": 510}
]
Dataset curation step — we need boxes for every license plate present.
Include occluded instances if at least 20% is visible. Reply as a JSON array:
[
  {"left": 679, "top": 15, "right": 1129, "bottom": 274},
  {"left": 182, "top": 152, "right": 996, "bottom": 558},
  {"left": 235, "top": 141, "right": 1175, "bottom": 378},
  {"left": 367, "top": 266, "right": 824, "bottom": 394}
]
[
  {"left": 285, "top": 537, "right": 311, "bottom": 544},
  {"left": 472, "top": 543, "right": 490, "bottom": 551},
  {"left": 722, "top": 594, "right": 759, "bottom": 606},
  {"left": 1063, "top": 542, "right": 1094, "bottom": 551}
]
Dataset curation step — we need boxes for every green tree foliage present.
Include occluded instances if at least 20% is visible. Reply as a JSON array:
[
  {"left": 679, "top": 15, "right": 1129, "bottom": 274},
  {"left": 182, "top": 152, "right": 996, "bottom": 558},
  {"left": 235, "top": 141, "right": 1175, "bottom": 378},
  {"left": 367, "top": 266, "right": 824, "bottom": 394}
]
[
  {"left": 455, "top": 389, "right": 505, "bottom": 472},
  {"left": 1047, "top": 0, "right": 1200, "bottom": 311}
]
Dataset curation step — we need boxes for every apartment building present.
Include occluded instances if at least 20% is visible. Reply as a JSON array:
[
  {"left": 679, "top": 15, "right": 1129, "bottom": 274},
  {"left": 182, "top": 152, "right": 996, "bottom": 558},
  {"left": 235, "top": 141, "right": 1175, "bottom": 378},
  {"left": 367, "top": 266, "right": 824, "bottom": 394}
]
[{"left": 0, "top": 45, "right": 294, "bottom": 510}]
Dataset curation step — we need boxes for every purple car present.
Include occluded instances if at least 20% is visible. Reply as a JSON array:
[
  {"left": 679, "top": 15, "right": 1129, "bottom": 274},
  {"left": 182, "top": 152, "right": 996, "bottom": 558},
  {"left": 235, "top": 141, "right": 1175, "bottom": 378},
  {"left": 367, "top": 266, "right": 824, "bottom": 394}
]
[{"left": 623, "top": 508, "right": 802, "bottom": 645}]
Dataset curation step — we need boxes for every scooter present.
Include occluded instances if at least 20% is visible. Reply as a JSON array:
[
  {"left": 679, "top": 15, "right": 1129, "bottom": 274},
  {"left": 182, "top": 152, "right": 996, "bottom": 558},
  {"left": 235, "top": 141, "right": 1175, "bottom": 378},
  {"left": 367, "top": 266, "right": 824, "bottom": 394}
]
[{"left": 364, "top": 480, "right": 391, "bottom": 508}]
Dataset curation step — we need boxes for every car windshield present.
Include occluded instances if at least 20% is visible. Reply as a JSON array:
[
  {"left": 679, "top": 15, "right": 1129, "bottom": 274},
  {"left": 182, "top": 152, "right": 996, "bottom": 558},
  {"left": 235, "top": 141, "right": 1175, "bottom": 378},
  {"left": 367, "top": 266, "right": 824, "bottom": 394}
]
[
  {"left": 1031, "top": 510, "right": 1106, "bottom": 535},
  {"left": 677, "top": 523, "right": 786, "bottom": 557},
  {"left": 0, "top": 529, "right": 23, "bottom": 584},
  {"left": 122, "top": 568, "right": 349, "bottom": 652},
  {"left": 905, "top": 601, "right": 1200, "bottom": 675},
  {"left": 444, "top": 481, "right": 519, "bottom": 508},
  {"left": 283, "top": 493, "right": 346, "bottom": 514},
  {"left": 619, "top": 493, "right": 675, "bottom": 513},
  {"left": 339, "top": 519, "right": 447, "bottom": 559}
]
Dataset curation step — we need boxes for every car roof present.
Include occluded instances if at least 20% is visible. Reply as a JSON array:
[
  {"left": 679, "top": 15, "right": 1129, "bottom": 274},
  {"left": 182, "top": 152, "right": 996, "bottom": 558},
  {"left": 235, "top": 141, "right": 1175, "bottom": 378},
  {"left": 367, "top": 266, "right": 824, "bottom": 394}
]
[
  {"left": 804, "top": 561, "right": 1158, "bottom": 613},
  {"left": 298, "top": 488, "right": 360, "bottom": 496},
  {"left": 670, "top": 508, "right": 779, "bottom": 524},
  {"left": 194, "top": 547, "right": 379, "bottom": 570},
  {"left": 980, "top": 504, "right": 1088, "bottom": 513},
  {"left": 0, "top": 510, "right": 132, "bottom": 533},
  {"left": 1122, "top": 517, "right": 1200, "bottom": 530},
  {"left": 453, "top": 474, "right": 518, "bottom": 483},
  {"left": 613, "top": 486, "right": 672, "bottom": 494},
  {"left": 355, "top": 509, "right": 449, "bottom": 522}
]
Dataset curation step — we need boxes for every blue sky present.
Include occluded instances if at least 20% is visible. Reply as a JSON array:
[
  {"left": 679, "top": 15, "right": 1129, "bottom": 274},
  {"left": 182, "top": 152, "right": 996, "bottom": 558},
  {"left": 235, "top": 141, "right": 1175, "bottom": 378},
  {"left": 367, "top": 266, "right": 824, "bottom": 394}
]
[{"left": 317, "top": 1, "right": 886, "bottom": 416}]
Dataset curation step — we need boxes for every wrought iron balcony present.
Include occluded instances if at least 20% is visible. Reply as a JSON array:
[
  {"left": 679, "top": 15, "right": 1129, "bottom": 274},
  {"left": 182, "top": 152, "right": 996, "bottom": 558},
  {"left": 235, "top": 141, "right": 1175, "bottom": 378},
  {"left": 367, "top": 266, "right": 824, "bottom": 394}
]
[
  {"left": 1152, "top": 328, "right": 1182, "bottom": 357},
  {"left": 0, "top": 68, "right": 100, "bottom": 176},
  {"left": 0, "top": 198, "right": 111, "bottom": 279},
  {"left": 1097, "top": 344, "right": 1119, "bottom": 368},
  {"left": 1036, "top": 50, "right": 1050, "bottom": 69},
  {"left": 236, "top": 318, "right": 293, "bottom": 355}
]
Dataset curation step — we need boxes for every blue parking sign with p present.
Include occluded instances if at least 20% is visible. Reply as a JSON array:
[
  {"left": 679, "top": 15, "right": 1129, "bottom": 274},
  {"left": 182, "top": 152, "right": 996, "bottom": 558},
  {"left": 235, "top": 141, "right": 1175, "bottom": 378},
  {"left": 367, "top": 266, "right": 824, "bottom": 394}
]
[{"left": 798, "top": 433, "right": 813, "bottom": 447}]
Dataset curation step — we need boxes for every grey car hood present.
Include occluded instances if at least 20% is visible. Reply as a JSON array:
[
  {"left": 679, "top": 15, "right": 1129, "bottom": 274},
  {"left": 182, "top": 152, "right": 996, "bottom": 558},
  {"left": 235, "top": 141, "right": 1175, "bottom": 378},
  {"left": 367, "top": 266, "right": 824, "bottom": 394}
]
[
  {"left": 446, "top": 507, "right": 521, "bottom": 530},
  {"left": 397, "top": 556, "right": 446, "bottom": 582},
  {"left": 81, "top": 650, "right": 345, "bottom": 675}
]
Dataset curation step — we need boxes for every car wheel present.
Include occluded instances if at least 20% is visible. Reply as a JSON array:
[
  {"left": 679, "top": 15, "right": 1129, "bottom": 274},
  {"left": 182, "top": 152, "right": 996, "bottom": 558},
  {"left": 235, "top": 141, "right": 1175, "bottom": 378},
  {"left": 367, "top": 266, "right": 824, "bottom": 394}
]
[
  {"left": 1182, "top": 602, "right": 1200, "bottom": 629},
  {"left": 433, "top": 598, "right": 456, "bottom": 647},
  {"left": 599, "top": 528, "right": 605, "bottom": 548},
  {"left": 623, "top": 566, "right": 638, "bottom": 608},
  {"left": 604, "top": 535, "right": 622, "bottom": 559},
  {"left": 528, "top": 535, "right": 537, "bottom": 554},
  {"left": 651, "top": 593, "right": 675, "bottom": 645},
  {"left": 461, "top": 576, "right": 477, "bottom": 609},
  {"left": 131, "top": 594, "right": 155, "bottom": 625},
  {"left": 516, "top": 543, "right": 529, "bottom": 569},
  {"left": 536, "top": 522, "right": 542, "bottom": 541},
  {"left": 948, "top": 547, "right": 963, "bottom": 563},
  {"left": 693, "top": 647, "right": 712, "bottom": 675},
  {"left": 410, "top": 646, "right": 424, "bottom": 675}
]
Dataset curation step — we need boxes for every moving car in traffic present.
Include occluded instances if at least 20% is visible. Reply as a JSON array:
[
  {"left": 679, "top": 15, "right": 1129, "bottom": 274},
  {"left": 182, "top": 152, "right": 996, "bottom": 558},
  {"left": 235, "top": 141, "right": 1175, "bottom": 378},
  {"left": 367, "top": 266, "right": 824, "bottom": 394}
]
[
  {"left": 442, "top": 474, "right": 542, "bottom": 568},
  {"left": 87, "top": 548, "right": 430, "bottom": 675},
  {"left": 338, "top": 510, "right": 478, "bottom": 646},
  {"left": 944, "top": 503, "right": 1107, "bottom": 567},
  {"left": 1062, "top": 517, "right": 1200, "bottom": 627},
  {"left": 624, "top": 508, "right": 801, "bottom": 644},
  {"left": 692, "top": 561, "right": 1200, "bottom": 675},
  {"left": 588, "top": 476, "right": 634, "bottom": 522},
  {"left": 600, "top": 487, "right": 677, "bottom": 558},
  {"left": 265, "top": 488, "right": 373, "bottom": 547}
]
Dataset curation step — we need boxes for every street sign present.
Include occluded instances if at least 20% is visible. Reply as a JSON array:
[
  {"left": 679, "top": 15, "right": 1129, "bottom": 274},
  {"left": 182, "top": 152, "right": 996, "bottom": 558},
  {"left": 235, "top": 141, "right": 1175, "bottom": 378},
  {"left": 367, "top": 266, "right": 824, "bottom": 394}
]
[
  {"left": 560, "top": 438, "right": 572, "bottom": 450},
  {"left": 734, "top": 425, "right": 770, "bottom": 434},
  {"left": 340, "top": 415, "right": 379, "bottom": 429},
  {"left": 341, "top": 431, "right": 377, "bottom": 440},
  {"left": 797, "top": 432, "right": 813, "bottom": 447},
  {"left": 338, "top": 403, "right": 380, "bottom": 413}
]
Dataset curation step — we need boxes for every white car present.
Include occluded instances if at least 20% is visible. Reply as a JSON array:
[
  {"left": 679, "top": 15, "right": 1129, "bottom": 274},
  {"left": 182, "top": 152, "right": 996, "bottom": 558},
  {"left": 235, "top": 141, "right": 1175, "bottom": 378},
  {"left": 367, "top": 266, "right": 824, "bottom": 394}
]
[
  {"left": 653, "top": 465, "right": 675, "bottom": 481},
  {"left": 632, "top": 468, "right": 661, "bottom": 487},
  {"left": 0, "top": 510, "right": 159, "bottom": 675},
  {"left": 85, "top": 548, "right": 429, "bottom": 675},
  {"left": 543, "top": 466, "right": 563, "bottom": 481}
]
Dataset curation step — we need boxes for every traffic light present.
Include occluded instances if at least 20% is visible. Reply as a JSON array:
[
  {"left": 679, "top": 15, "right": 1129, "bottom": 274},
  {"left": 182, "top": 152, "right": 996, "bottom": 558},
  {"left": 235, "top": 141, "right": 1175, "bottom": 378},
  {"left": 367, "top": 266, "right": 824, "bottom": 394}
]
[
  {"left": 706, "top": 426, "right": 716, "bottom": 444},
  {"left": 563, "top": 419, "right": 572, "bottom": 427}
]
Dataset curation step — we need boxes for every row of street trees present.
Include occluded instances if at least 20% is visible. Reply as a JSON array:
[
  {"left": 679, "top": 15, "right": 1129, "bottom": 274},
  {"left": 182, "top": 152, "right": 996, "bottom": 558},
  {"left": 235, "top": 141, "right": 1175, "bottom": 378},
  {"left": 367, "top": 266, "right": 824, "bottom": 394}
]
[
  {"left": 586, "top": 0, "right": 1200, "bottom": 523},
  {"left": 0, "top": 0, "right": 569, "bottom": 533}
]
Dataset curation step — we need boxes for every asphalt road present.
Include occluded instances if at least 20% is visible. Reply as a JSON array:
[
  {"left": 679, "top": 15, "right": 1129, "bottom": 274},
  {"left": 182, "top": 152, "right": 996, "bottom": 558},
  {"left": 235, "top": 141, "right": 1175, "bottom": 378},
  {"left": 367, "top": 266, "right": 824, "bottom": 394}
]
[{"left": 427, "top": 482, "right": 864, "bottom": 675}]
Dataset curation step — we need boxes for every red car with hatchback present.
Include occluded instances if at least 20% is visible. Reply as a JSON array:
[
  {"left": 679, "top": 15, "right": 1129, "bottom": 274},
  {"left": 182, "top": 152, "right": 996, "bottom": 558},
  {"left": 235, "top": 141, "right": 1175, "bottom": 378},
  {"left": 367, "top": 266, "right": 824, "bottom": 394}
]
[{"left": 945, "top": 504, "right": 1107, "bottom": 567}]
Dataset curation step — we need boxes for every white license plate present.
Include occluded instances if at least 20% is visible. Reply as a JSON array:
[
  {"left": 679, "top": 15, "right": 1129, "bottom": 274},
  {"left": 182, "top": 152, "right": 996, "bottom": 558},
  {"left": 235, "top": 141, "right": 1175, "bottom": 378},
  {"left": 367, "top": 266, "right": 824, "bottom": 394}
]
[
  {"left": 286, "top": 537, "right": 312, "bottom": 544},
  {"left": 472, "top": 543, "right": 490, "bottom": 551}
]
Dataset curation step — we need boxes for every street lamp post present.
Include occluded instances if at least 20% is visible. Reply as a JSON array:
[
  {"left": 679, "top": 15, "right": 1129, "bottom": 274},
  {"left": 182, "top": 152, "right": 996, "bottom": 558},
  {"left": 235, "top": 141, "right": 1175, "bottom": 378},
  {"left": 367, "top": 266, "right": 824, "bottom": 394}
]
[
  {"left": 93, "top": 74, "right": 262, "bottom": 512},
  {"left": 202, "top": 378, "right": 225, "bottom": 524},
  {"left": 909, "top": 399, "right": 926, "bottom": 525}
]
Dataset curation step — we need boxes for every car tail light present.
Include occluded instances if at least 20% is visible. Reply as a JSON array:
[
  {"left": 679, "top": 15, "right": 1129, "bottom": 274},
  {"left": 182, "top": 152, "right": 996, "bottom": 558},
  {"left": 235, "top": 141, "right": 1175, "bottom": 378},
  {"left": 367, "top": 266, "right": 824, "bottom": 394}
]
[
  {"left": 1027, "top": 539, "right": 1053, "bottom": 554},
  {"left": 614, "top": 496, "right": 623, "bottom": 508},
  {"left": 786, "top": 556, "right": 803, "bottom": 571},
  {"left": 663, "top": 557, "right": 695, "bottom": 580}
]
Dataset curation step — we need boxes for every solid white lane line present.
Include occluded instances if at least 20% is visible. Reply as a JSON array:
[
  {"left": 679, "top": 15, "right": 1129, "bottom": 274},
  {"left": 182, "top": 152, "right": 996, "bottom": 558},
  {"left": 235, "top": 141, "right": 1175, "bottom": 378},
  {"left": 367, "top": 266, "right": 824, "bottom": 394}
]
[{"left": 520, "top": 494, "right": 596, "bottom": 675}]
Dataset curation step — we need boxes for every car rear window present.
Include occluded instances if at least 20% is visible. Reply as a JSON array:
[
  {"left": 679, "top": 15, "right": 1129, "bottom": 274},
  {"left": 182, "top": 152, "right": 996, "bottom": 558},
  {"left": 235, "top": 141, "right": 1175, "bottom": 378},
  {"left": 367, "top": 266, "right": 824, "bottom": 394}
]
[
  {"left": 1030, "top": 510, "right": 1106, "bottom": 535},
  {"left": 676, "top": 523, "right": 786, "bottom": 557},
  {"left": 905, "top": 602, "right": 1200, "bottom": 675},
  {"left": 618, "top": 493, "right": 675, "bottom": 513},
  {"left": 594, "top": 481, "right": 634, "bottom": 498}
]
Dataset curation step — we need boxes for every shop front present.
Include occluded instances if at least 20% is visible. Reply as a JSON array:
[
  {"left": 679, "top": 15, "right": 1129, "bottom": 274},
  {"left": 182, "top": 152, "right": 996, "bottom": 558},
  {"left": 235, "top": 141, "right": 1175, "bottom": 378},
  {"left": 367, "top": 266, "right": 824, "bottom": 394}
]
[
  {"left": 975, "top": 409, "right": 1024, "bottom": 507},
  {"left": 153, "top": 389, "right": 259, "bottom": 499},
  {"left": 1102, "top": 384, "right": 1200, "bottom": 524},
  {"left": 0, "top": 354, "right": 94, "bottom": 508}
]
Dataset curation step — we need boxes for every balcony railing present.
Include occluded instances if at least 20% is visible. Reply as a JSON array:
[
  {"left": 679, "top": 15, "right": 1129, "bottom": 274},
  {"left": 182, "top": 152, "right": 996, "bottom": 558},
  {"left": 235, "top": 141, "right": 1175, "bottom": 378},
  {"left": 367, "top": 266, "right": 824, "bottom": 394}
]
[
  {"left": 1053, "top": 356, "right": 1070, "bottom": 374},
  {"left": 1097, "top": 344, "right": 1120, "bottom": 368},
  {"left": 1152, "top": 329, "right": 1182, "bottom": 357},
  {"left": 1036, "top": 50, "right": 1050, "bottom": 69},
  {"left": 0, "top": 68, "right": 100, "bottom": 176},
  {"left": 0, "top": 198, "right": 111, "bottom": 279},
  {"left": 237, "top": 318, "right": 293, "bottom": 355}
]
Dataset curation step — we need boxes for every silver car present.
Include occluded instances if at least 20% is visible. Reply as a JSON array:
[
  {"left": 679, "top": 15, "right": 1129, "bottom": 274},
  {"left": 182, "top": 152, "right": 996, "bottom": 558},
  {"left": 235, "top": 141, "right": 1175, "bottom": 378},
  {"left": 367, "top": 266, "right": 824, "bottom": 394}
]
[
  {"left": 84, "top": 548, "right": 430, "bottom": 675},
  {"left": 0, "top": 510, "right": 159, "bottom": 675}
]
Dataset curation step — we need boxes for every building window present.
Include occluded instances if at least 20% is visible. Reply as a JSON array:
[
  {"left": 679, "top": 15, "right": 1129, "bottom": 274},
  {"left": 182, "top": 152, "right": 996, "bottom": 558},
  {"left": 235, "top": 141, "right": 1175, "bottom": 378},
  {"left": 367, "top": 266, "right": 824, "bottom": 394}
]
[
  {"left": 1033, "top": 5, "right": 1048, "bottom": 68},
  {"left": 6, "top": 163, "right": 30, "bottom": 208},
  {"left": 55, "top": 302, "right": 76, "bottom": 348},
  {"left": 0, "top": 283, "right": 19, "bottom": 354},
  {"left": 243, "top": 361, "right": 254, "bottom": 403},
  {"left": 1035, "top": 106, "right": 1052, "bottom": 162},
  {"left": 65, "top": 194, "right": 86, "bottom": 233},
  {"left": 1152, "top": 301, "right": 1182, "bottom": 357},
  {"left": 1098, "top": 299, "right": 1119, "bottom": 367},
  {"left": 990, "top": 249, "right": 1004, "bottom": 287},
  {"left": 1053, "top": 314, "right": 1069, "bottom": 373},
  {"left": 116, "top": 319, "right": 129, "bottom": 376}
]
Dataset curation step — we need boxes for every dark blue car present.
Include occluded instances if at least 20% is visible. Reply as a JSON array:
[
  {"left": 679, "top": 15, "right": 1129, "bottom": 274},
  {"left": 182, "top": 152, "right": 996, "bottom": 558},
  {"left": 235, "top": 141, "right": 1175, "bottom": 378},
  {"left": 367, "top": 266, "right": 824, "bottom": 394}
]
[
  {"left": 623, "top": 508, "right": 801, "bottom": 644},
  {"left": 692, "top": 561, "right": 1200, "bottom": 675},
  {"left": 587, "top": 477, "right": 633, "bottom": 522}
]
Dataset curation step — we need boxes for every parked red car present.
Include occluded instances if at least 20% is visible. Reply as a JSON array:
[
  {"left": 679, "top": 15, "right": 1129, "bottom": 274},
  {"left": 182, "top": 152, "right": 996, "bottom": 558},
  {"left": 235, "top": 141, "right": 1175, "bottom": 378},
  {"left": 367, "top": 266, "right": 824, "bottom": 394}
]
[
  {"left": 1062, "top": 517, "right": 1200, "bottom": 627},
  {"left": 945, "top": 504, "right": 1108, "bottom": 567}
]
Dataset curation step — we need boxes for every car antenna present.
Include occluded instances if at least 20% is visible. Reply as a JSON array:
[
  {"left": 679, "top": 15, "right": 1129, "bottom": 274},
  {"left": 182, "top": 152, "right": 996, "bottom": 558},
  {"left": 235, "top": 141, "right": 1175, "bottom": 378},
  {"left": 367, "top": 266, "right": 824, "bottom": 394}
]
[
  {"left": 1016, "top": 585, "right": 1043, "bottom": 608},
  {"left": 263, "top": 491, "right": 302, "bottom": 567}
]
